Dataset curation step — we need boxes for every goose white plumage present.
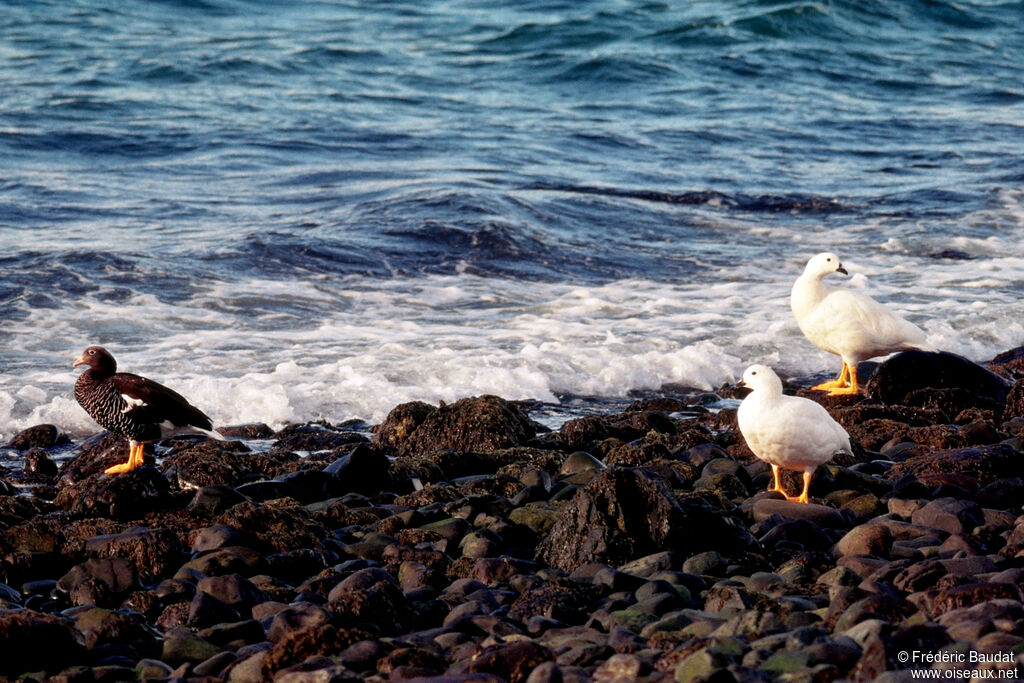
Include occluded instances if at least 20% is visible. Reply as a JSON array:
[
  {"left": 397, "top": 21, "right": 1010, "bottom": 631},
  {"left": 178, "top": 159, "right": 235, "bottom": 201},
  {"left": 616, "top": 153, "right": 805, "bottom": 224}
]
[
  {"left": 791, "top": 252, "right": 932, "bottom": 395},
  {"left": 737, "top": 364, "right": 852, "bottom": 503}
]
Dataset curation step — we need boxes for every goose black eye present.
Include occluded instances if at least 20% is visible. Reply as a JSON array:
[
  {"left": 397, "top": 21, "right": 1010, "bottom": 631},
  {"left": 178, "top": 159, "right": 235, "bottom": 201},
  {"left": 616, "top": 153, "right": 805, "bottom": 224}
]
[
  {"left": 826, "top": 258, "right": 831, "bottom": 262},
  {"left": 751, "top": 371, "right": 757, "bottom": 375}
]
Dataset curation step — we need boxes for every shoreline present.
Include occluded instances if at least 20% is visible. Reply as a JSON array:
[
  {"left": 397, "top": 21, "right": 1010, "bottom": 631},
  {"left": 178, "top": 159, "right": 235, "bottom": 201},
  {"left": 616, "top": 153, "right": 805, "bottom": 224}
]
[{"left": 0, "top": 348, "right": 1023, "bottom": 681}]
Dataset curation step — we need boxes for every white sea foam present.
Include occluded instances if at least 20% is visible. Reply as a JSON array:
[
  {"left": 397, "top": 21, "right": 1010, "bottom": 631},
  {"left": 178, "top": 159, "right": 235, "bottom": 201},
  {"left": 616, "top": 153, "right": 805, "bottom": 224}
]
[{"left": 3, "top": 218, "right": 1024, "bottom": 442}]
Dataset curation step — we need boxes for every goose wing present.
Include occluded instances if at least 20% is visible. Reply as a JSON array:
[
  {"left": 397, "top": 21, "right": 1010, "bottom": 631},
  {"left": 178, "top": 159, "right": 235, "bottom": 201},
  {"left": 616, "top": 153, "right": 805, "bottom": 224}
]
[
  {"left": 110, "top": 372, "right": 214, "bottom": 431},
  {"left": 804, "top": 289, "right": 927, "bottom": 357}
]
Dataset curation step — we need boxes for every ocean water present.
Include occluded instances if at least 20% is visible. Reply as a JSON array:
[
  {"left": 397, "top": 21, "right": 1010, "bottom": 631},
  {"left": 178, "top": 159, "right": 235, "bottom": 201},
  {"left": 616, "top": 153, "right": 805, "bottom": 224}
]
[{"left": 2, "top": 0, "right": 1023, "bottom": 440}]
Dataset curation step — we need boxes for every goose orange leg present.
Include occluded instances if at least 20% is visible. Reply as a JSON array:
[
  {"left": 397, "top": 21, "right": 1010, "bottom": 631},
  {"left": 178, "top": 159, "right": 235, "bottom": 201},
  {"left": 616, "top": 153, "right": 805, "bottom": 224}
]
[
  {"left": 105, "top": 441, "right": 145, "bottom": 475},
  {"left": 826, "top": 365, "right": 861, "bottom": 396},
  {"left": 812, "top": 362, "right": 849, "bottom": 391},
  {"left": 794, "top": 471, "right": 814, "bottom": 504},
  {"left": 768, "top": 465, "right": 800, "bottom": 502}
]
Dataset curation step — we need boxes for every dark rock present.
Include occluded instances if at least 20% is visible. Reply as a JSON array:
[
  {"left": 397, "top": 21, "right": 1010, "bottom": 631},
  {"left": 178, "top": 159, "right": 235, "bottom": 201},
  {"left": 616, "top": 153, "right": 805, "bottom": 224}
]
[
  {"left": 57, "top": 557, "right": 139, "bottom": 607},
  {"left": 188, "top": 590, "right": 242, "bottom": 627},
  {"left": 162, "top": 440, "right": 286, "bottom": 489},
  {"left": 751, "top": 499, "right": 849, "bottom": 529},
  {"left": 559, "top": 451, "right": 606, "bottom": 477},
  {"left": 835, "top": 524, "right": 893, "bottom": 558},
  {"left": 931, "top": 583, "right": 1023, "bottom": 617},
  {"left": 377, "top": 396, "right": 537, "bottom": 456},
  {"left": 561, "top": 417, "right": 610, "bottom": 449},
  {"left": 6, "top": 424, "right": 70, "bottom": 451},
  {"left": 0, "top": 609, "right": 87, "bottom": 677},
  {"left": 266, "top": 549, "right": 329, "bottom": 585},
  {"left": 892, "top": 560, "right": 947, "bottom": 593},
  {"left": 508, "top": 578, "right": 600, "bottom": 624},
  {"left": 59, "top": 432, "right": 129, "bottom": 481},
  {"left": 191, "top": 524, "right": 257, "bottom": 553},
  {"left": 988, "top": 346, "right": 1024, "bottom": 379},
  {"left": 188, "top": 485, "right": 250, "bottom": 518},
  {"left": 759, "top": 519, "right": 834, "bottom": 552},
  {"left": 324, "top": 444, "right": 393, "bottom": 495},
  {"left": 977, "top": 477, "right": 1024, "bottom": 509},
  {"left": 608, "top": 411, "right": 677, "bottom": 438},
  {"left": 54, "top": 467, "right": 171, "bottom": 520},
  {"left": 268, "top": 603, "right": 333, "bottom": 642},
  {"left": 372, "top": 401, "right": 437, "bottom": 453},
  {"left": 180, "top": 546, "right": 269, "bottom": 577},
  {"left": 602, "top": 438, "right": 673, "bottom": 467},
  {"left": 218, "top": 423, "right": 275, "bottom": 439},
  {"left": 273, "top": 423, "right": 368, "bottom": 453},
  {"left": 162, "top": 628, "right": 224, "bottom": 667},
  {"left": 197, "top": 573, "right": 269, "bottom": 610},
  {"left": 910, "top": 498, "right": 984, "bottom": 534},
  {"left": 69, "top": 605, "right": 156, "bottom": 650},
  {"left": 830, "top": 591, "right": 911, "bottom": 632},
  {"left": 887, "top": 443, "right": 1020, "bottom": 488},
  {"left": 84, "top": 527, "right": 185, "bottom": 583},
  {"left": 260, "top": 623, "right": 369, "bottom": 678},
  {"left": 23, "top": 448, "right": 60, "bottom": 477},
  {"left": 327, "top": 567, "right": 413, "bottom": 635},
  {"left": 451, "top": 640, "right": 554, "bottom": 683},
  {"left": 274, "top": 469, "right": 341, "bottom": 504},
  {"left": 470, "top": 556, "right": 543, "bottom": 586},
  {"left": 866, "top": 350, "right": 1009, "bottom": 406},
  {"left": 215, "top": 499, "right": 331, "bottom": 553},
  {"left": 1004, "top": 381, "right": 1024, "bottom": 420},
  {"left": 537, "top": 468, "right": 753, "bottom": 572}
]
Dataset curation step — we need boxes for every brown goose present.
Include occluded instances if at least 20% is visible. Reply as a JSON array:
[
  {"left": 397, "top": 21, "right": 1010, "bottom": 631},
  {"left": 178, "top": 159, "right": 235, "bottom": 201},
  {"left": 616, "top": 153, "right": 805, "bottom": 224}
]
[{"left": 73, "top": 345, "right": 222, "bottom": 474}]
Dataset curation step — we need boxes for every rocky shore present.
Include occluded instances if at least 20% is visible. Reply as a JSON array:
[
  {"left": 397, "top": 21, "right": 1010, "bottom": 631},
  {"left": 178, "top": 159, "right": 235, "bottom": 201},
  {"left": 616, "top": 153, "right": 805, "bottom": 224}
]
[{"left": 2, "top": 348, "right": 1024, "bottom": 682}]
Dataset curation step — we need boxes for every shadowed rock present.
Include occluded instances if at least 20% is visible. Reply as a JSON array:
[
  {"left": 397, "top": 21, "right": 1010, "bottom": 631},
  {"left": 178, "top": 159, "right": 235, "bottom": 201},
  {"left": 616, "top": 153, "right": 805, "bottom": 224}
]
[
  {"left": 0, "top": 610, "right": 87, "bottom": 677},
  {"left": 537, "top": 468, "right": 754, "bottom": 571},
  {"left": 887, "top": 443, "right": 1020, "bottom": 488},
  {"left": 375, "top": 396, "right": 537, "bottom": 456},
  {"left": 5, "top": 424, "right": 70, "bottom": 451},
  {"left": 54, "top": 467, "right": 172, "bottom": 521},
  {"left": 865, "top": 350, "right": 1010, "bottom": 409}
]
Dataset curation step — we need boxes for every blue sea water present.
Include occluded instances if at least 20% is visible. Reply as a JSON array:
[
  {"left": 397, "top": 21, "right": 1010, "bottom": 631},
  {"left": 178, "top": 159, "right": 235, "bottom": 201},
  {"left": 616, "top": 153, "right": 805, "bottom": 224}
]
[{"left": 1, "top": 0, "right": 1023, "bottom": 438}]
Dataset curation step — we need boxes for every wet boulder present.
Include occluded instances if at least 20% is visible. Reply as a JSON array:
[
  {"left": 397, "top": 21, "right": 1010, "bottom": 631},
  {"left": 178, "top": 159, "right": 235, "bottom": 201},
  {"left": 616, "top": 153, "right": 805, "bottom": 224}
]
[
  {"left": 69, "top": 605, "right": 157, "bottom": 651},
  {"left": 59, "top": 432, "right": 136, "bottom": 482},
  {"left": 162, "top": 439, "right": 279, "bottom": 489},
  {"left": 372, "top": 401, "right": 437, "bottom": 453},
  {"left": 561, "top": 416, "right": 611, "bottom": 449},
  {"left": 22, "top": 448, "right": 59, "bottom": 477},
  {"left": 327, "top": 567, "right": 414, "bottom": 635},
  {"left": 5, "top": 423, "right": 70, "bottom": 451},
  {"left": 215, "top": 499, "right": 332, "bottom": 554},
  {"left": 887, "top": 443, "right": 1020, "bottom": 488},
  {"left": 54, "top": 466, "right": 172, "bottom": 521},
  {"left": 507, "top": 577, "right": 600, "bottom": 623},
  {"left": 1003, "top": 381, "right": 1024, "bottom": 421},
  {"left": 57, "top": 557, "right": 140, "bottom": 607},
  {"left": 987, "top": 345, "right": 1024, "bottom": 380},
  {"left": 84, "top": 527, "right": 186, "bottom": 583},
  {"left": 272, "top": 422, "right": 368, "bottom": 453},
  {"left": 537, "top": 468, "right": 754, "bottom": 572},
  {"left": 0, "top": 610, "right": 87, "bottom": 677},
  {"left": 196, "top": 573, "right": 269, "bottom": 611},
  {"left": 217, "top": 422, "right": 275, "bottom": 439},
  {"left": 450, "top": 640, "right": 555, "bottom": 683},
  {"left": 375, "top": 395, "right": 537, "bottom": 456},
  {"left": 324, "top": 444, "right": 393, "bottom": 495},
  {"left": 866, "top": 350, "right": 1010, "bottom": 410}
]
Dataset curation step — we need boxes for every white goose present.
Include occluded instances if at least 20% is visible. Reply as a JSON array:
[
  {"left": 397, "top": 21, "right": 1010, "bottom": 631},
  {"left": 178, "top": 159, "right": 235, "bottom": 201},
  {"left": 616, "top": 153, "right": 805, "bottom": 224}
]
[
  {"left": 791, "top": 252, "right": 931, "bottom": 395},
  {"left": 737, "top": 364, "right": 852, "bottom": 504}
]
